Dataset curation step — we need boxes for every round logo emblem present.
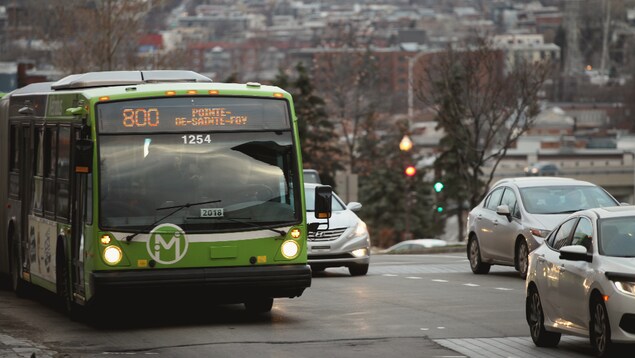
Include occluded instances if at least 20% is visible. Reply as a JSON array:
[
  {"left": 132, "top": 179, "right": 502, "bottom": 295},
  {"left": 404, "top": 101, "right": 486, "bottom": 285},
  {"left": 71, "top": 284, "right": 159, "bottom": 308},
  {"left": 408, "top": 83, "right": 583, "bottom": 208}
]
[{"left": 147, "top": 223, "right": 188, "bottom": 264}]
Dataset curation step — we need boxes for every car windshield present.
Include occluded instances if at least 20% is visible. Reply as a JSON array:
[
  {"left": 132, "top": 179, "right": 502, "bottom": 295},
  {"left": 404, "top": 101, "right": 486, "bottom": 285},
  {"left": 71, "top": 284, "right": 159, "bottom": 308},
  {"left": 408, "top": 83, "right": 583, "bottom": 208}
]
[
  {"left": 519, "top": 185, "right": 618, "bottom": 214},
  {"left": 305, "top": 187, "right": 346, "bottom": 212},
  {"left": 98, "top": 131, "right": 300, "bottom": 232},
  {"left": 599, "top": 217, "right": 635, "bottom": 257}
]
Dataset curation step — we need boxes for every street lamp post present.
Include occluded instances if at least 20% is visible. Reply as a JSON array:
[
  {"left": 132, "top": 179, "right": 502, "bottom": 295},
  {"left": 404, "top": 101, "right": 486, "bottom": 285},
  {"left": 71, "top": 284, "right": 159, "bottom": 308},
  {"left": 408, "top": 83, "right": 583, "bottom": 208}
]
[
  {"left": 408, "top": 50, "right": 427, "bottom": 121},
  {"left": 400, "top": 134, "right": 414, "bottom": 241}
]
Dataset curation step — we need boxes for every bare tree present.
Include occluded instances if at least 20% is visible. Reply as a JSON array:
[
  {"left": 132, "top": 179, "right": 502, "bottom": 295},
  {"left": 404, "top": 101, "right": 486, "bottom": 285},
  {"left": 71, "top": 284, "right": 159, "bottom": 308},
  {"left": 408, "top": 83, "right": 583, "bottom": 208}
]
[
  {"left": 312, "top": 21, "right": 387, "bottom": 173},
  {"left": 413, "top": 36, "right": 551, "bottom": 241},
  {"left": 29, "top": 0, "right": 151, "bottom": 74}
]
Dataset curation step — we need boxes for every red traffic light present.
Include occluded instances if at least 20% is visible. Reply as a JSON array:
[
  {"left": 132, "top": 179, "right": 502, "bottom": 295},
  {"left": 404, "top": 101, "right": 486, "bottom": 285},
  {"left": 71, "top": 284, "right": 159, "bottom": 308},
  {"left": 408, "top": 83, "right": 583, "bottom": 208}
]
[{"left": 404, "top": 165, "right": 416, "bottom": 177}]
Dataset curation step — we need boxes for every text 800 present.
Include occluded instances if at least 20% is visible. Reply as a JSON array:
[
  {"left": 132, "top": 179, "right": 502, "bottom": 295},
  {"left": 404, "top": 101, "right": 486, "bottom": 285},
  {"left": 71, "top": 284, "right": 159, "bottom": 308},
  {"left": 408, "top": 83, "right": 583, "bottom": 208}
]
[{"left": 122, "top": 108, "right": 160, "bottom": 127}]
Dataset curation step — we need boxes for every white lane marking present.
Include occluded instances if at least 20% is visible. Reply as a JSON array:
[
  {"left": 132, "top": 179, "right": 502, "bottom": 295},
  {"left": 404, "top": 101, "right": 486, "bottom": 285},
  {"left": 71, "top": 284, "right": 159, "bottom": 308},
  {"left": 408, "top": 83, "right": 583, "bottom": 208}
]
[
  {"left": 406, "top": 276, "right": 423, "bottom": 279},
  {"left": 420, "top": 328, "right": 429, "bottom": 331},
  {"left": 495, "top": 287, "right": 513, "bottom": 291},
  {"left": 463, "top": 283, "right": 479, "bottom": 287},
  {"left": 382, "top": 274, "right": 398, "bottom": 277},
  {"left": 432, "top": 279, "right": 449, "bottom": 283},
  {"left": 437, "top": 327, "right": 446, "bottom": 329}
]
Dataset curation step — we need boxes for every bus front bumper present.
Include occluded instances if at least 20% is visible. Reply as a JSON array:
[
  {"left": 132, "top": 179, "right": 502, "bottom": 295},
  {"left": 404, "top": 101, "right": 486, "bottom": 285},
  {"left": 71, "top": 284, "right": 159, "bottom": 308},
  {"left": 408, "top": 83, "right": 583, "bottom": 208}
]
[{"left": 90, "top": 264, "right": 311, "bottom": 301}]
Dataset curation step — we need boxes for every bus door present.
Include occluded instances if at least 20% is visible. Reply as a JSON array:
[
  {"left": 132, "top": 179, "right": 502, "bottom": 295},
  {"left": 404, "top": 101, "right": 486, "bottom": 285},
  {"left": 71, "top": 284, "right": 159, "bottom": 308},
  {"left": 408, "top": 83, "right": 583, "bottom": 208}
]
[
  {"left": 69, "top": 126, "right": 89, "bottom": 297},
  {"left": 18, "top": 123, "right": 33, "bottom": 276}
]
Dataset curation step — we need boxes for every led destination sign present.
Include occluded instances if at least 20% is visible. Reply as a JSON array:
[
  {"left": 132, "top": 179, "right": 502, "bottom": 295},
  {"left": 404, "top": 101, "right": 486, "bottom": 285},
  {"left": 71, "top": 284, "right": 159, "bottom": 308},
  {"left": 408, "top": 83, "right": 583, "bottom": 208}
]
[{"left": 98, "top": 97, "right": 290, "bottom": 133}]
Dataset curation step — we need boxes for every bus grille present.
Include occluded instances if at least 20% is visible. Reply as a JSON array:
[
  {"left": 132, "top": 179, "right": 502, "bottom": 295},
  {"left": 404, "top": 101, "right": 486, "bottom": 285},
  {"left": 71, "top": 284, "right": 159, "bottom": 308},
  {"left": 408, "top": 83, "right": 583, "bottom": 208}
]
[{"left": 308, "top": 228, "right": 347, "bottom": 242}]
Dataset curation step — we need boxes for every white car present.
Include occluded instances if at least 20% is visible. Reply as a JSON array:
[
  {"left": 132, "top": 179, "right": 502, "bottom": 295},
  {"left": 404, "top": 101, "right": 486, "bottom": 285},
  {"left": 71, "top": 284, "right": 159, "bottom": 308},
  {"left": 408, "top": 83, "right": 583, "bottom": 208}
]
[
  {"left": 382, "top": 239, "right": 447, "bottom": 254},
  {"left": 467, "top": 177, "right": 619, "bottom": 278},
  {"left": 305, "top": 183, "right": 370, "bottom": 276},
  {"left": 526, "top": 206, "right": 635, "bottom": 357}
]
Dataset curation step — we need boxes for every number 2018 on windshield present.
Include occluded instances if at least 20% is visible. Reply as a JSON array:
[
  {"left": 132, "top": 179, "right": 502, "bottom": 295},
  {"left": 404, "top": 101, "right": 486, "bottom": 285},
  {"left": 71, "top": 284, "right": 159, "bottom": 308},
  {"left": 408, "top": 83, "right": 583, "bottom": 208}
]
[{"left": 182, "top": 134, "right": 212, "bottom": 144}]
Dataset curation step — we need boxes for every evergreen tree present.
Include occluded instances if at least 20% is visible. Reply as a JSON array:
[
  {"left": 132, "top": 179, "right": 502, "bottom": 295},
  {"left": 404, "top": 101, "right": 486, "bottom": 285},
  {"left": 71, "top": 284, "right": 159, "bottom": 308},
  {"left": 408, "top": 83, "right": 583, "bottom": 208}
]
[
  {"left": 274, "top": 63, "right": 342, "bottom": 186},
  {"left": 357, "top": 119, "right": 438, "bottom": 248}
]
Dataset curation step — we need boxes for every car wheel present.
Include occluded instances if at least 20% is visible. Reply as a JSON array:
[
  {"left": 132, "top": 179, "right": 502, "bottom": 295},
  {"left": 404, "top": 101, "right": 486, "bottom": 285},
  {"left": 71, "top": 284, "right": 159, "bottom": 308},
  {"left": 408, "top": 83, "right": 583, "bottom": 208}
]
[
  {"left": 311, "top": 266, "right": 325, "bottom": 274},
  {"left": 516, "top": 240, "right": 529, "bottom": 279},
  {"left": 526, "top": 285, "right": 561, "bottom": 347},
  {"left": 245, "top": 298, "right": 274, "bottom": 314},
  {"left": 590, "top": 296, "right": 613, "bottom": 357},
  {"left": 349, "top": 264, "right": 369, "bottom": 276},
  {"left": 468, "top": 237, "right": 490, "bottom": 274}
]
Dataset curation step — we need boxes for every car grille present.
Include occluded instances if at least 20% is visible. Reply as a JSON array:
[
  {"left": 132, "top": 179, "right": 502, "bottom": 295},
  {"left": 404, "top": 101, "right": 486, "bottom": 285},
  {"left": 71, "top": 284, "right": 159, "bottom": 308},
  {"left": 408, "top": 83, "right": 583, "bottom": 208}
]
[
  {"left": 308, "top": 253, "right": 354, "bottom": 260},
  {"left": 308, "top": 227, "right": 347, "bottom": 242}
]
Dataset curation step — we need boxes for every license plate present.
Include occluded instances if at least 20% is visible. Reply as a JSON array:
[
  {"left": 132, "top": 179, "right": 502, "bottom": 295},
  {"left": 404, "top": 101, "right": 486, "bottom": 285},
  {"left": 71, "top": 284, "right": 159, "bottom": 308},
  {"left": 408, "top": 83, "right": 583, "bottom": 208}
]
[{"left": 200, "top": 208, "right": 224, "bottom": 217}]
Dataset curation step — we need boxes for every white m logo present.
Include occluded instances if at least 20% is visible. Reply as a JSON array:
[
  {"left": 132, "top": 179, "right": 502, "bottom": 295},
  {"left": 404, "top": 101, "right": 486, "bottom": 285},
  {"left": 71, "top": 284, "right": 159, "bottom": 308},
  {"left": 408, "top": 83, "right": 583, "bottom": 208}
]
[{"left": 147, "top": 224, "right": 188, "bottom": 264}]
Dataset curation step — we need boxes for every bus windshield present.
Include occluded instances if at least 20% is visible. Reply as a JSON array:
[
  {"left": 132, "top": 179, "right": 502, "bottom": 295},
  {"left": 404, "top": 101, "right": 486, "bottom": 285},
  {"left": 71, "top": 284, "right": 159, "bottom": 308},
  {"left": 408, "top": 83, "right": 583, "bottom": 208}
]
[{"left": 98, "top": 124, "right": 299, "bottom": 233}]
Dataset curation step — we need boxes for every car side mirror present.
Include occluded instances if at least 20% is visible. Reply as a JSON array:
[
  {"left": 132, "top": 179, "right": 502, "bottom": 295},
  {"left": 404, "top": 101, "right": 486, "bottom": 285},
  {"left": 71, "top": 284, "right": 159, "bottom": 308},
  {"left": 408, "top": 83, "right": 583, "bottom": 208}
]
[
  {"left": 559, "top": 245, "right": 592, "bottom": 262},
  {"left": 346, "top": 202, "right": 362, "bottom": 212},
  {"left": 314, "top": 185, "right": 332, "bottom": 219},
  {"left": 496, "top": 204, "right": 512, "bottom": 222},
  {"left": 74, "top": 139, "right": 93, "bottom": 174}
]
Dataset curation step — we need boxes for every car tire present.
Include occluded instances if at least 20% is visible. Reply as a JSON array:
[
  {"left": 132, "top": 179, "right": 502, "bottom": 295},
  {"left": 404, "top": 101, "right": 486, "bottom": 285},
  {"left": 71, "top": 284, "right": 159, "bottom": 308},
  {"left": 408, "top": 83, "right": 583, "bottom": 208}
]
[
  {"left": 468, "top": 237, "right": 490, "bottom": 274},
  {"left": 311, "top": 266, "right": 325, "bottom": 274},
  {"left": 349, "top": 264, "right": 369, "bottom": 276},
  {"left": 590, "top": 296, "right": 613, "bottom": 357},
  {"left": 245, "top": 298, "right": 274, "bottom": 314},
  {"left": 516, "top": 240, "right": 529, "bottom": 279},
  {"left": 526, "top": 285, "right": 561, "bottom": 347}
]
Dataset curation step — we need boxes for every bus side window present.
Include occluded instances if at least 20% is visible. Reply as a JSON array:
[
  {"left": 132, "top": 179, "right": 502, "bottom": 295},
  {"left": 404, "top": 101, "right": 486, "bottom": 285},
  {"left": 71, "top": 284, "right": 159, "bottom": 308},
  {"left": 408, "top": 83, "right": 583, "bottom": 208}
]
[
  {"left": 44, "top": 126, "right": 58, "bottom": 217},
  {"left": 8, "top": 124, "right": 20, "bottom": 198},
  {"left": 56, "top": 126, "right": 71, "bottom": 221},
  {"left": 32, "top": 126, "right": 44, "bottom": 215}
]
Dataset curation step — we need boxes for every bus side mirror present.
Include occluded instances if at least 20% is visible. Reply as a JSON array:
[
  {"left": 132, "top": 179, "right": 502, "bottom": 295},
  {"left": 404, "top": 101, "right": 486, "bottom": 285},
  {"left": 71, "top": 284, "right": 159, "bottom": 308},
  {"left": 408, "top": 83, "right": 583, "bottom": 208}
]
[
  {"left": 314, "top": 185, "right": 332, "bottom": 219},
  {"left": 74, "top": 139, "right": 93, "bottom": 174}
]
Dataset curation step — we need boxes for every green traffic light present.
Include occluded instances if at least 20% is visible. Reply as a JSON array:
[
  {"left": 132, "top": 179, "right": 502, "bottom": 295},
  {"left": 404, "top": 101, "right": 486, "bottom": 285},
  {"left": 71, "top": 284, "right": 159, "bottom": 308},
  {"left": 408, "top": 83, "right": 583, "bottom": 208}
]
[
  {"left": 433, "top": 181, "right": 444, "bottom": 193},
  {"left": 436, "top": 206, "right": 444, "bottom": 213}
]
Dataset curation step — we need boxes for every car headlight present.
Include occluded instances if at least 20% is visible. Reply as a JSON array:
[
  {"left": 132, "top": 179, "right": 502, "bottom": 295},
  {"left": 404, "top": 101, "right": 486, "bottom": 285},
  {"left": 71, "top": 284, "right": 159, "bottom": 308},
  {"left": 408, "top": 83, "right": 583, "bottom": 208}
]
[
  {"left": 529, "top": 228, "right": 550, "bottom": 238},
  {"left": 355, "top": 220, "right": 368, "bottom": 237},
  {"left": 351, "top": 248, "right": 368, "bottom": 258},
  {"left": 614, "top": 281, "right": 635, "bottom": 297}
]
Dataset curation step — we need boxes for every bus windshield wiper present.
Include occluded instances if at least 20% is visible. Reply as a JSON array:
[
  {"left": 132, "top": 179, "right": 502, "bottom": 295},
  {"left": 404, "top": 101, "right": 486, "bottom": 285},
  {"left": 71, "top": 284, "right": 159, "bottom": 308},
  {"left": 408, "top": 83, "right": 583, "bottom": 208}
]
[
  {"left": 125, "top": 199, "right": 221, "bottom": 242},
  {"left": 193, "top": 215, "right": 286, "bottom": 237}
]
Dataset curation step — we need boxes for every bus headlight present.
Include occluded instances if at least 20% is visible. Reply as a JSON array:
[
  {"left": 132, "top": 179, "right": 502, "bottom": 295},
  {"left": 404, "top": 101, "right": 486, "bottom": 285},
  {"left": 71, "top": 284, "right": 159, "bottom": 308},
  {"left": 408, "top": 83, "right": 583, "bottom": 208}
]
[
  {"left": 281, "top": 240, "right": 300, "bottom": 259},
  {"left": 103, "top": 245, "right": 123, "bottom": 265}
]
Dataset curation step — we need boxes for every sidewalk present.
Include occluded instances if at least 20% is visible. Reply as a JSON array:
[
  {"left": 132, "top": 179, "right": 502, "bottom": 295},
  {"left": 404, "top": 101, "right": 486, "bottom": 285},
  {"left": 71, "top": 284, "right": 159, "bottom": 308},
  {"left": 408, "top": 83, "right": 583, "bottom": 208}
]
[{"left": 0, "top": 333, "right": 56, "bottom": 358}]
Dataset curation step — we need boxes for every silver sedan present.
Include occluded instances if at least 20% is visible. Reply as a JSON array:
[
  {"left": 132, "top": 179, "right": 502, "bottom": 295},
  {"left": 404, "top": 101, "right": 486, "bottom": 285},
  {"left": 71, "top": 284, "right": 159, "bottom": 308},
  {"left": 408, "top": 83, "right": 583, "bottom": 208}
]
[{"left": 526, "top": 206, "right": 635, "bottom": 357}]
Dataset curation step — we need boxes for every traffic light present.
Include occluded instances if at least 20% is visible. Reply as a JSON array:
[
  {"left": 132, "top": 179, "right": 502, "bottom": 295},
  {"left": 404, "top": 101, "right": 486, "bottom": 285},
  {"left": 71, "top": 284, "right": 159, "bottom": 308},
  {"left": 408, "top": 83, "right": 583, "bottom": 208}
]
[
  {"left": 435, "top": 205, "right": 444, "bottom": 213},
  {"left": 404, "top": 165, "right": 416, "bottom": 177},
  {"left": 433, "top": 181, "right": 444, "bottom": 193}
]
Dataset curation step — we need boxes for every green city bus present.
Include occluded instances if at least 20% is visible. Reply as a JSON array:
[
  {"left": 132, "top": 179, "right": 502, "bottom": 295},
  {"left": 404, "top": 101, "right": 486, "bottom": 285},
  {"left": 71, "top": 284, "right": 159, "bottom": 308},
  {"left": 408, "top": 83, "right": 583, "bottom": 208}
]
[{"left": 0, "top": 70, "right": 331, "bottom": 317}]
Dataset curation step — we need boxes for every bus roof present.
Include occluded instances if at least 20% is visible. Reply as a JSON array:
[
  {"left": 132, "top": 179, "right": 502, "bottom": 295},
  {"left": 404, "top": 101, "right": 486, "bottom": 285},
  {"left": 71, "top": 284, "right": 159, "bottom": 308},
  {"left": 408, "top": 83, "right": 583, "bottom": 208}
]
[
  {"left": 7, "top": 71, "right": 291, "bottom": 101},
  {"left": 51, "top": 70, "right": 211, "bottom": 90}
]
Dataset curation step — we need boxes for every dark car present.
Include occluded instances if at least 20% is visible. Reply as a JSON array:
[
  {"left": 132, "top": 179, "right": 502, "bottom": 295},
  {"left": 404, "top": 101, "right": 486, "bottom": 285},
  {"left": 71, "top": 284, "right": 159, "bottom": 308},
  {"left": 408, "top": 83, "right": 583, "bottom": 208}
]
[{"left": 524, "top": 162, "right": 559, "bottom": 176}]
